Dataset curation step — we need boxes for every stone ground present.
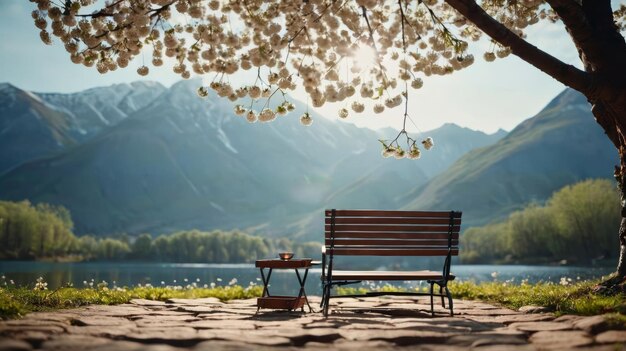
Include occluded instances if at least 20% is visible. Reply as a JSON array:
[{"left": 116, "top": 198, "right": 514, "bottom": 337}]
[{"left": 1, "top": 296, "right": 625, "bottom": 350}]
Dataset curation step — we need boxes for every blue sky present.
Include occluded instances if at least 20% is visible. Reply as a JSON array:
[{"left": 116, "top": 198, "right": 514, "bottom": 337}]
[{"left": 0, "top": 1, "right": 589, "bottom": 133}]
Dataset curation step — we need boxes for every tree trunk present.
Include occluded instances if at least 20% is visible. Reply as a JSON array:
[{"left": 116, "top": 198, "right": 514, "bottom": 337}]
[
  {"left": 614, "top": 146, "right": 626, "bottom": 279},
  {"left": 592, "top": 98, "right": 626, "bottom": 293}
]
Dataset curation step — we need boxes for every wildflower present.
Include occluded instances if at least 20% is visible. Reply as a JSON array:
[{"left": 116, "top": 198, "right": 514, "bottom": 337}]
[
  {"left": 216, "top": 278, "right": 222, "bottom": 282},
  {"left": 34, "top": 277, "right": 48, "bottom": 291},
  {"left": 559, "top": 277, "right": 569, "bottom": 286},
  {"left": 491, "top": 271, "right": 498, "bottom": 279},
  {"left": 229, "top": 278, "right": 238, "bottom": 286},
  {"left": 210, "top": 282, "right": 216, "bottom": 288},
  {"left": 161, "top": 281, "right": 165, "bottom": 285}
]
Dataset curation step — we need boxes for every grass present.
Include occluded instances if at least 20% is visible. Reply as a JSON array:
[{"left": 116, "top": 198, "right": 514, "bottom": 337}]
[
  {"left": 450, "top": 280, "right": 626, "bottom": 316},
  {"left": 0, "top": 282, "right": 263, "bottom": 319},
  {"left": 3, "top": 276, "right": 626, "bottom": 324}
]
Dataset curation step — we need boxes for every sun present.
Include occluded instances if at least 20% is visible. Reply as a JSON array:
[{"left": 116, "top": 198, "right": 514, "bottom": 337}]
[{"left": 353, "top": 45, "right": 378, "bottom": 67}]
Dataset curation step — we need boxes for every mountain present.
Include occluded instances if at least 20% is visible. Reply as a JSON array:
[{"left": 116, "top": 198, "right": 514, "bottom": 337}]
[
  {"left": 0, "top": 79, "right": 503, "bottom": 237},
  {"left": 0, "top": 81, "right": 166, "bottom": 176},
  {"left": 403, "top": 89, "right": 617, "bottom": 228},
  {"left": 321, "top": 123, "right": 506, "bottom": 209},
  {"left": 36, "top": 81, "right": 166, "bottom": 141},
  {"left": 0, "top": 83, "right": 77, "bottom": 175}
]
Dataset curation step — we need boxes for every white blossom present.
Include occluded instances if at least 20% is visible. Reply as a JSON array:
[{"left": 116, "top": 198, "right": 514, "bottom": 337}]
[
  {"left": 300, "top": 112, "right": 313, "bottom": 126},
  {"left": 338, "top": 108, "right": 349, "bottom": 119},
  {"left": 422, "top": 137, "right": 434, "bottom": 150}
]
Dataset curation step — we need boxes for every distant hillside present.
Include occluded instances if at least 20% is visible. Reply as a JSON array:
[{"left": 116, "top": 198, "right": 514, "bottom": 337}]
[
  {"left": 0, "top": 80, "right": 503, "bottom": 237},
  {"left": 0, "top": 83, "right": 76, "bottom": 175},
  {"left": 37, "top": 81, "right": 166, "bottom": 141},
  {"left": 0, "top": 82, "right": 165, "bottom": 175},
  {"left": 403, "top": 89, "right": 617, "bottom": 228}
]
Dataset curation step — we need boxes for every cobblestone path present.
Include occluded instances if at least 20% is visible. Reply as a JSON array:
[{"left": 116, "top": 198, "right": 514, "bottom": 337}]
[{"left": 1, "top": 296, "right": 626, "bottom": 350}]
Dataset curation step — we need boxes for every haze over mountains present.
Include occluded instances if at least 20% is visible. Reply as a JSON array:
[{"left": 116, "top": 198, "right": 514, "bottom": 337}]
[
  {"left": 402, "top": 89, "right": 617, "bottom": 228},
  {"left": 0, "top": 80, "right": 616, "bottom": 241},
  {"left": 0, "top": 79, "right": 504, "bottom": 237}
]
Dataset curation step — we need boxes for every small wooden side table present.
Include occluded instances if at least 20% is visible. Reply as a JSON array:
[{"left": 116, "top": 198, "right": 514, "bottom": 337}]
[{"left": 255, "top": 258, "right": 314, "bottom": 312}]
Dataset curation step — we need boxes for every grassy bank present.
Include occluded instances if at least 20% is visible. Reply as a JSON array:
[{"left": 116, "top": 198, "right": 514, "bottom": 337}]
[
  {"left": 0, "top": 282, "right": 263, "bottom": 319},
  {"left": 3, "top": 277, "right": 626, "bottom": 322}
]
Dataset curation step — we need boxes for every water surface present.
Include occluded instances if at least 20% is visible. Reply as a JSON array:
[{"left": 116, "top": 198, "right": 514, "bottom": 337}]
[{"left": 0, "top": 261, "right": 613, "bottom": 295}]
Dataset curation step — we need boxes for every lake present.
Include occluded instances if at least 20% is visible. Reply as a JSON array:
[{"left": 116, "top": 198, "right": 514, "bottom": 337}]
[{"left": 0, "top": 261, "right": 614, "bottom": 295}]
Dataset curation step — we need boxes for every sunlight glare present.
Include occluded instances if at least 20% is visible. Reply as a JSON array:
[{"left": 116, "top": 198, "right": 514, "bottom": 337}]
[{"left": 353, "top": 45, "right": 378, "bottom": 66}]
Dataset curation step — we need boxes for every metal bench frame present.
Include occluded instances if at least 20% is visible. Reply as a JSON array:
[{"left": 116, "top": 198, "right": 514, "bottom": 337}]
[{"left": 320, "top": 209, "right": 461, "bottom": 317}]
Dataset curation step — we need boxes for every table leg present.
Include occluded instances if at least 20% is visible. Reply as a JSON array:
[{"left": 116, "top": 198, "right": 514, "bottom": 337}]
[
  {"left": 258, "top": 268, "right": 274, "bottom": 312},
  {"left": 295, "top": 268, "right": 313, "bottom": 312},
  {"left": 260, "top": 268, "right": 273, "bottom": 297}
]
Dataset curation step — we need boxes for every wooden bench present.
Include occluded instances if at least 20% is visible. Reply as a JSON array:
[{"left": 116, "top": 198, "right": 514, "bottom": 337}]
[{"left": 320, "top": 209, "right": 461, "bottom": 317}]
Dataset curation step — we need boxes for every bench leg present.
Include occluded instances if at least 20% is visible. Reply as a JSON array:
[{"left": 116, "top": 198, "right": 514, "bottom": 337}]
[
  {"left": 440, "top": 285, "right": 445, "bottom": 308},
  {"left": 323, "top": 286, "right": 331, "bottom": 317},
  {"left": 429, "top": 282, "right": 434, "bottom": 316},
  {"left": 445, "top": 286, "right": 454, "bottom": 316}
]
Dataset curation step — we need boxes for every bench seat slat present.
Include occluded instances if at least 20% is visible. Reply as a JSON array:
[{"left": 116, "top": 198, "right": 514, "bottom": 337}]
[
  {"left": 325, "top": 232, "right": 459, "bottom": 239},
  {"left": 325, "top": 218, "right": 462, "bottom": 225},
  {"left": 330, "top": 248, "right": 458, "bottom": 256},
  {"left": 330, "top": 270, "right": 456, "bottom": 281},
  {"left": 325, "top": 224, "right": 461, "bottom": 232},
  {"left": 326, "top": 239, "right": 459, "bottom": 246},
  {"left": 325, "top": 210, "right": 462, "bottom": 218}
]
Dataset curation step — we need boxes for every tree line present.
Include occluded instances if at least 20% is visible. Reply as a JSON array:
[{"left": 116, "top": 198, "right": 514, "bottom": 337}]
[
  {"left": 0, "top": 200, "right": 320, "bottom": 262},
  {"left": 461, "top": 179, "right": 620, "bottom": 265}
]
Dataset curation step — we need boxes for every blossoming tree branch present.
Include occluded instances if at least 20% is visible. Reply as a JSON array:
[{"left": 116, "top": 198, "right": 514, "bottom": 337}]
[{"left": 29, "top": 0, "right": 626, "bottom": 287}]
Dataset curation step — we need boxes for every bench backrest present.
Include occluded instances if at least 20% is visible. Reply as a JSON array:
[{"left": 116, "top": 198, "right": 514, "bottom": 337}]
[{"left": 325, "top": 209, "right": 462, "bottom": 257}]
